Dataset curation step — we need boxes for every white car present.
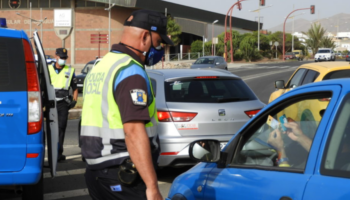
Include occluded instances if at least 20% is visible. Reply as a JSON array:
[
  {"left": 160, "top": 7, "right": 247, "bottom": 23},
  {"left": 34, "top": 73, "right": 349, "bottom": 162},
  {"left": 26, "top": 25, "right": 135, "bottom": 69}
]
[{"left": 314, "top": 48, "right": 336, "bottom": 62}]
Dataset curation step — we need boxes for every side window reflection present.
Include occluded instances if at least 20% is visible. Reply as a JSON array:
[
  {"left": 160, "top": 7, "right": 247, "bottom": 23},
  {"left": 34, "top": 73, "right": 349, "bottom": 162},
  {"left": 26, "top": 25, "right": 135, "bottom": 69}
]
[{"left": 232, "top": 94, "right": 332, "bottom": 170}]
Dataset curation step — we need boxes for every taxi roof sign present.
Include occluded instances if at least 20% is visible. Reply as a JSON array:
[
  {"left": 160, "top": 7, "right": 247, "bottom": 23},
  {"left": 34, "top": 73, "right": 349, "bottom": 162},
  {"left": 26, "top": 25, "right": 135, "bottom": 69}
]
[{"left": 0, "top": 18, "right": 7, "bottom": 28}]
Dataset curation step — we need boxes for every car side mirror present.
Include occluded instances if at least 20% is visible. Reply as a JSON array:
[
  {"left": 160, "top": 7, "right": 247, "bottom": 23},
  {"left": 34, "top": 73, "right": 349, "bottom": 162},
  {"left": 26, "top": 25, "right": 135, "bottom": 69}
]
[
  {"left": 189, "top": 140, "right": 221, "bottom": 162},
  {"left": 275, "top": 80, "right": 285, "bottom": 89}
]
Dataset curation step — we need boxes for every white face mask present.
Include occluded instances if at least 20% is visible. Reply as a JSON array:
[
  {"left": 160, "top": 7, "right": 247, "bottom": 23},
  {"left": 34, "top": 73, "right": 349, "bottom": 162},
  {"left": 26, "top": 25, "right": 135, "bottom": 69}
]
[{"left": 58, "top": 59, "right": 66, "bottom": 66}]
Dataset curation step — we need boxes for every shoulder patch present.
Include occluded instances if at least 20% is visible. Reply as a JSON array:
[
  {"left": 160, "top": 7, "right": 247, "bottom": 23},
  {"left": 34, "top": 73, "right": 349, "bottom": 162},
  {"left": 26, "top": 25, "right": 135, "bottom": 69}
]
[{"left": 130, "top": 89, "right": 147, "bottom": 106}]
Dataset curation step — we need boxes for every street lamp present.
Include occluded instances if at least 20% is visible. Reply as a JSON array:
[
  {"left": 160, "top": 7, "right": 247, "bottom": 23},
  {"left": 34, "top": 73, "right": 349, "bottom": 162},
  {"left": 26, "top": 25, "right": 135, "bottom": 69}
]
[
  {"left": 283, "top": 6, "right": 314, "bottom": 61},
  {"left": 212, "top": 19, "right": 218, "bottom": 56},
  {"left": 105, "top": 0, "right": 116, "bottom": 47},
  {"left": 250, "top": 4, "right": 273, "bottom": 51},
  {"left": 288, "top": 12, "right": 305, "bottom": 51}
]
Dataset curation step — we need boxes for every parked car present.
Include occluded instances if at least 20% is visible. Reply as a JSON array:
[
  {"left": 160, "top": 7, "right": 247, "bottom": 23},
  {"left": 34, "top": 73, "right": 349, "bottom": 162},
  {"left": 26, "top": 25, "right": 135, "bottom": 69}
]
[
  {"left": 283, "top": 52, "right": 297, "bottom": 60},
  {"left": 269, "top": 62, "right": 350, "bottom": 104},
  {"left": 314, "top": 48, "right": 336, "bottom": 62},
  {"left": 167, "top": 78, "right": 350, "bottom": 200},
  {"left": 292, "top": 50, "right": 304, "bottom": 61},
  {"left": 190, "top": 56, "right": 227, "bottom": 70},
  {"left": 346, "top": 52, "right": 350, "bottom": 61},
  {"left": 147, "top": 68, "right": 265, "bottom": 167},
  {"left": 76, "top": 59, "right": 101, "bottom": 92},
  {"left": 34, "top": 54, "right": 56, "bottom": 65},
  {"left": 0, "top": 19, "right": 58, "bottom": 199}
]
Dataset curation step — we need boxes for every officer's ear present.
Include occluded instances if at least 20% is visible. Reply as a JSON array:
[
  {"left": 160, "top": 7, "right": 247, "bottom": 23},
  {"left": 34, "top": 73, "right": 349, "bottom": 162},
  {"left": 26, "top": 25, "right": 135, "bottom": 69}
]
[{"left": 141, "top": 30, "right": 151, "bottom": 50}]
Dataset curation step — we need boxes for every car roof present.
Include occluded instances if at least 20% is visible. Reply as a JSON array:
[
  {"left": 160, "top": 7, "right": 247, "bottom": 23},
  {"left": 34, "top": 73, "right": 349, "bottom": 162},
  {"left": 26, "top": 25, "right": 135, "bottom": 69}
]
[
  {"left": 0, "top": 28, "right": 25, "bottom": 39},
  {"left": 197, "top": 56, "right": 222, "bottom": 59},
  {"left": 299, "top": 62, "right": 350, "bottom": 70},
  {"left": 147, "top": 68, "right": 238, "bottom": 80}
]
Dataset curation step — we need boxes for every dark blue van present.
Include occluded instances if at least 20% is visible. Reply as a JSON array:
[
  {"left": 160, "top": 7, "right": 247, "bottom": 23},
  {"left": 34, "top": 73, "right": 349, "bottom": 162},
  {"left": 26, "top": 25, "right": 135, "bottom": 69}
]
[{"left": 0, "top": 18, "right": 58, "bottom": 199}]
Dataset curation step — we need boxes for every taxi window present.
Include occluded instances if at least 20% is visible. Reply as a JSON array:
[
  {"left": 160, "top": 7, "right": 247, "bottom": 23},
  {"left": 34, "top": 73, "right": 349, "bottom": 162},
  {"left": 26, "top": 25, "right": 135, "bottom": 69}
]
[
  {"left": 321, "top": 93, "right": 350, "bottom": 178},
  {"left": 323, "top": 70, "right": 350, "bottom": 80},
  {"left": 287, "top": 68, "right": 307, "bottom": 88},
  {"left": 301, "top": 70, "right": 319, "bottom": 85},
  {"left": 232, "top": 92, "right": 332, "bottom": 171}
]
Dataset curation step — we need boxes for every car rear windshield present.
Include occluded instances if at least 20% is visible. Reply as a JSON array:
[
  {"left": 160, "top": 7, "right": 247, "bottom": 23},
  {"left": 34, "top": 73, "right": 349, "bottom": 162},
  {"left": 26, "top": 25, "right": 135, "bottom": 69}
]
[
  {"left": 323, "top": 70, "right": 350, "bottom": 80},
  {"left": 318, "top": 50, "right": 330, "bottom": 53},
  {"left": 0, "top": 37, "right": 27, "bottom": 92},
  {"left": 194, "top": 58, "right": 215, "bottom": 64},
  {"left": 164, "top": 78, "right": 257, "bottom": 103},
  {"left": 294, "top": 52, "right": 300, "bottom": 54}
]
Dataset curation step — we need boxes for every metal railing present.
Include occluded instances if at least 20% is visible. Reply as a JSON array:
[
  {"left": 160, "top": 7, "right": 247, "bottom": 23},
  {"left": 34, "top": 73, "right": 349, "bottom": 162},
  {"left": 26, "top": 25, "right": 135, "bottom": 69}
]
[{"left": 164, "top": 52, "right": 211, "bottom": 61}]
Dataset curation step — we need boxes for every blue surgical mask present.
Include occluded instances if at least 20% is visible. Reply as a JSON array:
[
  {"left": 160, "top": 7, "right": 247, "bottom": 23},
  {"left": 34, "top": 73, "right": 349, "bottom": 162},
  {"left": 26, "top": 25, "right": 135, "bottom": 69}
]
[
  {"left": 144, "top": 31, "right": 164, "bottom": 66},
  {"left": 58, "top": 59, "right": 66, "bottom": 66}
]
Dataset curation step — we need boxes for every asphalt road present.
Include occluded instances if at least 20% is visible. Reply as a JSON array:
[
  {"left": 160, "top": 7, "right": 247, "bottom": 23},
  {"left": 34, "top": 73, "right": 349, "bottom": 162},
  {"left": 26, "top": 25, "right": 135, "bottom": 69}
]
[{"left": 1, "top": 60, "right": 346, "bottom": 199}]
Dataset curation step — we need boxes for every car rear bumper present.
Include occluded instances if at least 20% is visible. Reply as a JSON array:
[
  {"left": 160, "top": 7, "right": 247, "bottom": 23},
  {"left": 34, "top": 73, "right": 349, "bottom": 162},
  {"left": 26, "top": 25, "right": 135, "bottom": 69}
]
[
  {"left": 158, "top": 135, "right": 232, "bottom": 167},
  {"left": 0, "top": 144, "right": 43, "bottom": 185}
]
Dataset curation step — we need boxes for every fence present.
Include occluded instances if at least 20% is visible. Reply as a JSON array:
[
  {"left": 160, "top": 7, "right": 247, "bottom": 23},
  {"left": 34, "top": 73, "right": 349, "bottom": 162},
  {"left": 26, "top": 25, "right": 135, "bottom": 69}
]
[{"left": 165, "top": 52, "right": 212, "bottom": 61}]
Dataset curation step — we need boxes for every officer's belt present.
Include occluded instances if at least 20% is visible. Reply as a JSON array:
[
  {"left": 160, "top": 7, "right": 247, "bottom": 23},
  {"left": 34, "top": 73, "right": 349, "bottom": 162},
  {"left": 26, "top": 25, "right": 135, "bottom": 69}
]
[{"left": 55, "top": 89, "right": 69, "bottom": 98}]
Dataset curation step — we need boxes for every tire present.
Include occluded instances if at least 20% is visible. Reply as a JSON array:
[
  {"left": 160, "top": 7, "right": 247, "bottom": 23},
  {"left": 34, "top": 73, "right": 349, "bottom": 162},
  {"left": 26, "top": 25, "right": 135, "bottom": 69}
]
[{"left": 22, "top": 173, "right": 43, "bottom": 200}]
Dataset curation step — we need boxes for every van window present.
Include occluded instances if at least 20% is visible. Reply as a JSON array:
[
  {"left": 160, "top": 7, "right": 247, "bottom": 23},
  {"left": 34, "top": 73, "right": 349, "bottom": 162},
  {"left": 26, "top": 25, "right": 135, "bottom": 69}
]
[
  {"left": 0, "top": 37, "right": 27, "bottom": 92},
  {"left": 318, "top": 50, "right": 330, "bottom": 53}
]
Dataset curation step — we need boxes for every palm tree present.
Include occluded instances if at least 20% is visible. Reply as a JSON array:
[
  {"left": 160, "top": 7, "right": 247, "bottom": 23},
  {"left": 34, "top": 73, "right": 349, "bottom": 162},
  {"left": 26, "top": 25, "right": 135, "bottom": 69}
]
[
  {"left": 302, "top": 23, "right": 326, "bottom": 55},
  {"left": 165, "top": 16, "right": 181, "bottom": 60},
  {"left": 321, "top": 37, "right": 336, "bottom": 49}
]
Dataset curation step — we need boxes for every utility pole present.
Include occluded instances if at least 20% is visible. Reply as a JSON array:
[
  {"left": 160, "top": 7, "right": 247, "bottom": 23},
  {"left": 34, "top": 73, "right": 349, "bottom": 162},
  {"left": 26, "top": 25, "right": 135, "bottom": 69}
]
[
  {"left": 250, "top": 3, "right": 272, "bottom": 51},
  {"left": 105, "top": 0, "right": 115, "bottom": 47}
]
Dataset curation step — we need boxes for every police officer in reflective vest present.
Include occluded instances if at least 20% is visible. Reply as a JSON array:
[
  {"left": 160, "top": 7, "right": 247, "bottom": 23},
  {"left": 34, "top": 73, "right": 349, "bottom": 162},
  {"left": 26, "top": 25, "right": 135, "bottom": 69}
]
[
  {"left": 81, "top": 10, "right": 173, "bottom": 200},
  {"left": 49, "top": 48, "right": 78, "bottom": 162}
]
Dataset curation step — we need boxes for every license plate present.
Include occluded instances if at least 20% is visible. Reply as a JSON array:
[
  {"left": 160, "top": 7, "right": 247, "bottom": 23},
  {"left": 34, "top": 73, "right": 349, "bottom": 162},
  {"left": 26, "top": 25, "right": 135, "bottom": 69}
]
[{"left": 220, "top": 142, "right": 227, "bottom": 150}]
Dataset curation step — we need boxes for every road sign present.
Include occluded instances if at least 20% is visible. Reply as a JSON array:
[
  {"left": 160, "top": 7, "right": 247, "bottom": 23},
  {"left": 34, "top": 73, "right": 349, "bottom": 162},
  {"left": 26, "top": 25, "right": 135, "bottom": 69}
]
[
  {"left": 274, "top": 41, "right": 279, "bottom": 46},
  {"left": 213, "top": 37, "right": 218, "bottom": 44}
]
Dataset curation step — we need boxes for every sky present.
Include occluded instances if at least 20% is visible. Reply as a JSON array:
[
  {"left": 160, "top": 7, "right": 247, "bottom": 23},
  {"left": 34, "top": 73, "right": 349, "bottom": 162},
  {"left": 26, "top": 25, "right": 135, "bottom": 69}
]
[{"left": 163, "top": 0, "right": 350, "bottom": 29}]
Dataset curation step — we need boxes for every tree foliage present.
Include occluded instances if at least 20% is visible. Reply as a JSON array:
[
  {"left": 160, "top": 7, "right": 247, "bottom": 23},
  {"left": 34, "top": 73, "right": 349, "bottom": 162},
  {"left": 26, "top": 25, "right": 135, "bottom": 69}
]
[
  {"left": 166, "top": 16, "right": 181, "bottom": 46},
  {"left": 190, "top": 40, "right": 203, "bottom": 53},
  {"left": 302, "top": 23, "right": 327, "bottom": 55}
]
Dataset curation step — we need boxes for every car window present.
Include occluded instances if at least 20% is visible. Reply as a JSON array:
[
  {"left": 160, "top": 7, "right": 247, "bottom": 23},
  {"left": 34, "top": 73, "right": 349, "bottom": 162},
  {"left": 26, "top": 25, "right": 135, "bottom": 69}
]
[
  {"left": 323, "top": 70, "right": 350, "bottom": 80},
  {"left": 294, "top": 52, "right": 300, "bottom": 55},
  {"left": 301, "top": 70, "right": 319, "bottom": 85},
  {"left": 318, "top": 50, "right": 330, "bottom": 53},
  {"left": 82, "top": 64, "right": 94, "bottom": 74},
  {"left": 321, "top": 93, "right": 350, "bottom": 178},
  {"left": 194, "top": 58, "right": 215, "bottom": 64},
  {"left": 0, "top": 37, "right": 27, "bottom": 92},
  {"left": 232, "top": 92, "right": 332, "bottom": 170},
  {"left": 287, "top": 68, "right": 307, "bottom": 88},
  {"left": 150, "top": 78, "right": 156, "bottom": 97},
  {"left": 221, "top": 58, "right": 226, "bottom": 63},
  {"left": 164, "top": 78, "right": 257, "bottom": 103}
]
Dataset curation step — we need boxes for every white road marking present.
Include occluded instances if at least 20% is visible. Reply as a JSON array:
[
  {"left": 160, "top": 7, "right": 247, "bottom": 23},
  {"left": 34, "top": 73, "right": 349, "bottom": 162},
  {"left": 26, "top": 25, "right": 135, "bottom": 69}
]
[{"left": 241, "top": 68, "right": 296, "bottom": 81}]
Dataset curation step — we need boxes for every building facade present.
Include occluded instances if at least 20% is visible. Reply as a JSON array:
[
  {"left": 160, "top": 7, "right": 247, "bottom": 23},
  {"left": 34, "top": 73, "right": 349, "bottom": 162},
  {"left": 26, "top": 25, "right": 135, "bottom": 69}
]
[{"left": 1, "top": 0, "right": 259, "bottom": 64}]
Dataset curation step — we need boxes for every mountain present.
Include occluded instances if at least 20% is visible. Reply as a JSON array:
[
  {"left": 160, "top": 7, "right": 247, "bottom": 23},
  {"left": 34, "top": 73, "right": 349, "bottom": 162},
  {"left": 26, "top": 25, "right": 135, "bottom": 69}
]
[{"left": 268, "top": 13, "right": 350, "bottom": 34}]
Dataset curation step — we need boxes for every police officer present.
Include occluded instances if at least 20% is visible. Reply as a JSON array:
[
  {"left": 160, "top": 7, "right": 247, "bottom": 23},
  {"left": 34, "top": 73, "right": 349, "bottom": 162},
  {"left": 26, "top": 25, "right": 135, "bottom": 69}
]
[
  {"left": 49, "top": 48, "right": 78, "bottom": 162},
  {"left": 81, "top": 10, "right": 173, "bottom": 200}
]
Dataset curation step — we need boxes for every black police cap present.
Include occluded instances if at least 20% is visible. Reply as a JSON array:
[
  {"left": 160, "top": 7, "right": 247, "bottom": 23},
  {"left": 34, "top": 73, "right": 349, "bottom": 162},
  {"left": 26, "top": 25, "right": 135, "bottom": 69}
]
[
  {"left": 124, "top": 10, "right": 174, "bottom": 46},
  {"left": 56, "top": 48, "right": 68, "bottom": 59}
]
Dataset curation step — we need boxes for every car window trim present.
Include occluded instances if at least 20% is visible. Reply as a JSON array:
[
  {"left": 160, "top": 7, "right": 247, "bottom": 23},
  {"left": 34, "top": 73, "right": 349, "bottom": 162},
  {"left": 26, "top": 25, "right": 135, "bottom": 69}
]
[
  {"left": 320, "top": 92, "right": 350, "bottom": 179},
  {"left": 225, "top": 91, "right": 333, "bottom": 173},
  {"left": 165, "top": 76, "right": 240, "bottom": 82}
]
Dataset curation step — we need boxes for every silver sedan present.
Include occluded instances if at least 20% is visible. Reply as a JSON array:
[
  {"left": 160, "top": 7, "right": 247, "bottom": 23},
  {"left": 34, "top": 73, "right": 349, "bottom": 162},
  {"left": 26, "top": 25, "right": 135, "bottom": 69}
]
[{"left": 147, "top": 68, "right": 265, "bottom": 167}]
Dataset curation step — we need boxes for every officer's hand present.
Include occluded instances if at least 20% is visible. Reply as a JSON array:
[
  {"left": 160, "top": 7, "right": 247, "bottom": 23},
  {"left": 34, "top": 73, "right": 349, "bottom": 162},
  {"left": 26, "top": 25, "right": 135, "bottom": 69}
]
[
  {"left": 68, "top": 100, "right": 77, "bottom": 109},
  {"left": 146, "top": 188, "right": 163, "bottom": 200}
]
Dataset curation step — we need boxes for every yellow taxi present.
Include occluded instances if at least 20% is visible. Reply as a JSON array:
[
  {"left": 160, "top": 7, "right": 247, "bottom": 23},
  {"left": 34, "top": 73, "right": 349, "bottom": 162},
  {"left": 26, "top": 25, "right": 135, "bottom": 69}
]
[{"left": 268, "top": 62, "right": 350, "bottom": 129}]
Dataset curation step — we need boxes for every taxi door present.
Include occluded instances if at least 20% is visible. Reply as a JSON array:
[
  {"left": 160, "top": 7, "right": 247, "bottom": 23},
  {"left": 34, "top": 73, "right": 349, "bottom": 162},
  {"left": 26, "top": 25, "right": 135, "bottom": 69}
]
[
  {"left": 33, "top": 32, "right": 59, "bottom": 177},
  {"left": 203, "top": 85, "right": 341, "bottom": 200}
]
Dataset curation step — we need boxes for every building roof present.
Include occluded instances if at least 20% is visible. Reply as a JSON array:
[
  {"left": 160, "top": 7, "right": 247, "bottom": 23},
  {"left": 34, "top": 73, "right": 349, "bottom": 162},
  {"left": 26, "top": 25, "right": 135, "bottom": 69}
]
[{"left": 134, "top": 0, "right": 260, "bottom": 31}]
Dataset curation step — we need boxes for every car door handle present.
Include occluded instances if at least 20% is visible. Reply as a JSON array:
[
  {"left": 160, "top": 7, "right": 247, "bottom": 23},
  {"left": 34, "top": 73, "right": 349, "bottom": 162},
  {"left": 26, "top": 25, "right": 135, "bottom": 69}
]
[{"left": 280, "top": 196, "right": 292, "bottom": 200}]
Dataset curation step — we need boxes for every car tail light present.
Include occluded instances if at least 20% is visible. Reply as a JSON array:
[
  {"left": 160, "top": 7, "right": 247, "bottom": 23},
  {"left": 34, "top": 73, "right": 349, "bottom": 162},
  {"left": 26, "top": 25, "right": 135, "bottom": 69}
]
[
  {"left": 157, "top": 111, "right": 197, "bottom": 122},
  {"left": 319, "top": 98, "right": 331, "bottom": 102},
  {"left": 23, "top": 39, "right": 42, "bottom": 135},
  {"left": 26, "top": 153, "right": 39, "bottom": 158},
  {"left": 195, "top": 76, "right": 218, "bottom": 79},
  {"left": 160, "top": 152, "right": 179, "bottom": 156},
  {"left": 245, "top": 109, "right": 261, "bottom": 118},
  {"left": 347, "top": 55, "right": 349, "bottom": 58}
]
